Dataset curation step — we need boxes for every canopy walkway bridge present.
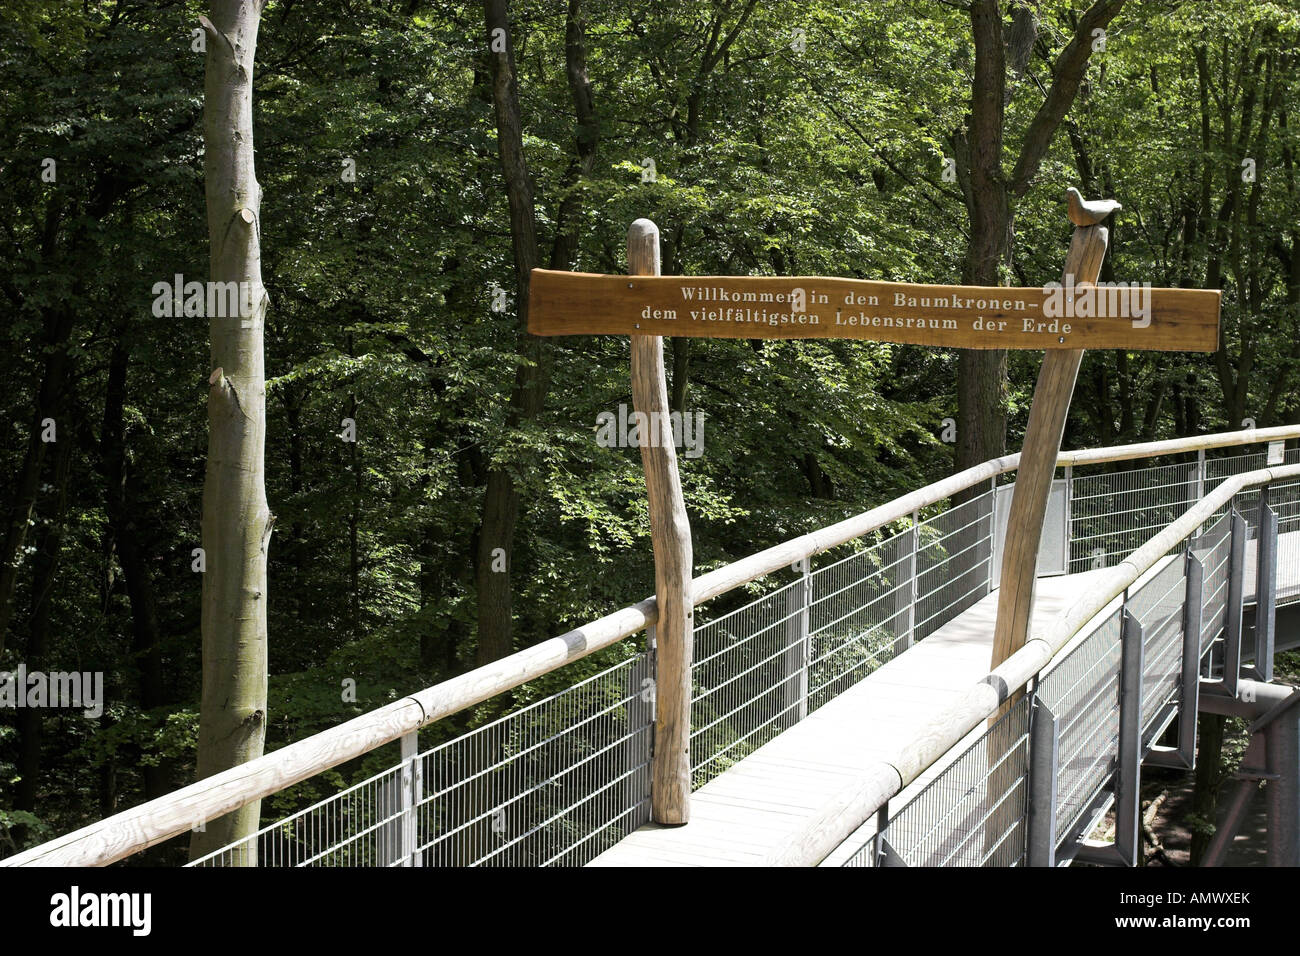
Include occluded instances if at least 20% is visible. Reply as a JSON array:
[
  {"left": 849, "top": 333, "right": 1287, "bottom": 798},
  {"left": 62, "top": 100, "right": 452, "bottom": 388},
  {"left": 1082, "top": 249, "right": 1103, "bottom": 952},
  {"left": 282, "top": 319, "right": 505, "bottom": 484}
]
[{"left": 7, "top": 426, "right": 1300, "bottom": 868}]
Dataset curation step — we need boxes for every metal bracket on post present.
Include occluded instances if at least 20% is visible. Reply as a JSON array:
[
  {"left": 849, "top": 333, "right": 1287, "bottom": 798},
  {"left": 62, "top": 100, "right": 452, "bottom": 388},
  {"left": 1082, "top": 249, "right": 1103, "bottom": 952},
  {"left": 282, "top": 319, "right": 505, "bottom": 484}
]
[
  {"left": 1146, "top": 550, "right": 1203, "bottom": 770},
  {"left": 873, "top": 803, "right": 906, "bottom": 867},
  {"left": 1075, "top": 608, "right": 1144, "bottom": 866},
  {"left": 1026, "top": 696, "right": 1060, "bottom": 867},
  {"left": 401, "top": 730, "right": 420, "bottom": 867},
  {"left": 1224, "top": 508, "right": 1247, "bottom": 698},
  {"left": 1253, "top": 485, "right": 1278, "bottom": 683}
]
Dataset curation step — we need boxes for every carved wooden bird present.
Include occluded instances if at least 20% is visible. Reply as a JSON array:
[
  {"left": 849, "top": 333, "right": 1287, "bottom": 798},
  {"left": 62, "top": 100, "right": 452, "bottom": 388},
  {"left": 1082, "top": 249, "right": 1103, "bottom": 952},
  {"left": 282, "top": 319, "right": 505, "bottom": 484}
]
[{"left": 1066, "top": 187, "right": 1122, "bottom": 226}]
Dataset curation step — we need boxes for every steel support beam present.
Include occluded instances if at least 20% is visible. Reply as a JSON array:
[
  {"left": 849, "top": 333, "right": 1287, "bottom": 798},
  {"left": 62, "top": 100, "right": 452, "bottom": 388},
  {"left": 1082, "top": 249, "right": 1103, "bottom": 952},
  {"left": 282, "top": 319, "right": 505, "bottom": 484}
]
[
  {"left": 1026, "top": 697, "right": 1060, "bottom": 867},
  {"left": 1265, "top": 697, "right": 1300, "bottom": 866},
  {"left": 873, "top": 803, "right": 908, "bottom": 866},
  {"left": 1114, "top": 608, "right": 1145, "bottom": 866},
  {"left": 1202, "top": 733, "right": 1268, "bottom": 868}
]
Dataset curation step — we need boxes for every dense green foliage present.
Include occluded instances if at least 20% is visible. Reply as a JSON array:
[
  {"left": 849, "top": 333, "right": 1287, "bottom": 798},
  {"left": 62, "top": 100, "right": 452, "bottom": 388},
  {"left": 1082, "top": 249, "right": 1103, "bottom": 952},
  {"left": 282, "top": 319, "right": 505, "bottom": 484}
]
[{"left": 0, "top": 0, "right": 1297, "bottom": 860}]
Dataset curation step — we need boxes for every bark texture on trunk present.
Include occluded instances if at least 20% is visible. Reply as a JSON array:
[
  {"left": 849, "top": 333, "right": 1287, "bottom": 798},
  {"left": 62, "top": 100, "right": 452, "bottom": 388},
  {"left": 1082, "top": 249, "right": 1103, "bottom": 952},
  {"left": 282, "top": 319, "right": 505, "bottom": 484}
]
[
  {"left": 956, "top": 0, "right": 1126, "bottom": 480},
  {"left": 474, "top": 0, "right": 597, "bottom": 667},
  {"left": 190, "top": 0, "right": 271, "bottom": 864}
]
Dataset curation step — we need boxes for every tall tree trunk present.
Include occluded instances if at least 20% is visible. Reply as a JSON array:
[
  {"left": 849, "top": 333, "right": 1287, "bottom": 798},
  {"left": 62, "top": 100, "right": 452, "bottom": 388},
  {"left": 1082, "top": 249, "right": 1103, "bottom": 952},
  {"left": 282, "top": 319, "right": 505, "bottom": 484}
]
[
  {"left": 956, "top": 0, "right": 1125, "bottom": 482},
  {"left": 476, "top": 0, "right": 542, "bottom": 667},
  {"left": 190, "top": 0, "right": 271, "bottom": 863},
  {"left": 475, "top": 0, "right": 597, "bottom": 666},
  {"left": 955, "top": 0, "right": 1013, "bottom": 483},
  {"left": 13, "top": 433, "right": 72, "bottom": 846},
  {"left": 100, "top": 340, "right": 169, "bottom": 804},
  {"left": 344, "top": 389, "right": 360, "bottom": 637},
  {"left": 0, "top": 310, "right": 72, "bottom": 656}
]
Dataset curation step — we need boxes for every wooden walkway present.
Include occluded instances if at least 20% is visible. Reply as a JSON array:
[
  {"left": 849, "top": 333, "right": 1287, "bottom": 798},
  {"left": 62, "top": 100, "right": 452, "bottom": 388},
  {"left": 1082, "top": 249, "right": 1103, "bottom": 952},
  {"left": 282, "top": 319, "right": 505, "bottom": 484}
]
[{"left": 590, "top": 563, "right": 1172, "bottom": 867}]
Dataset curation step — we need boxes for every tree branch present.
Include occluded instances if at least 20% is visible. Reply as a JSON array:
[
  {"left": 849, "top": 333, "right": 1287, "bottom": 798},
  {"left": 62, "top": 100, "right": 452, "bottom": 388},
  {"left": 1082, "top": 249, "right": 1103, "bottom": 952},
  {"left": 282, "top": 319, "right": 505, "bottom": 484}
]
[{"left": 1008, "top": 0, "right": 1126, "bottom": 198}]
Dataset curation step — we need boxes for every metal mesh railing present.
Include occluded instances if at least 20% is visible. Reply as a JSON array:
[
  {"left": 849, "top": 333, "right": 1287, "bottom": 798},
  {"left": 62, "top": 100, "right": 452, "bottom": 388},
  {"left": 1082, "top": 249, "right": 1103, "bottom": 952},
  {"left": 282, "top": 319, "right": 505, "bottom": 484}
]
[
  {"left": 1206, "top": 449, "right": 1300, "bottom": 608},
  {"left": 915, "top": 490, "right": 995, "bottom": 640},
  {"left": 806, "top": 532, "right": 908, "bottom": 713},
  {"left": 413, "top": 651, "right": 652, "bottom": 867},
  {"left": 691, "top": 494, "right": 998, "bottom": 788},
  {"left": 691, "top": 577, "right": 805, "bottom": 786},
  {"left": 1037, "top": 608, "right": 1123, "bottom": 843},
  {"left": 181, "top": 439, "right": 1298, "bottom": 868},
  {"left": 843, "top": 695, "right": 1031, "bottom": 867},
  {"left": 1126, "top": 559, "right": 1186, "bottom": 743},
  {"left": 1267, "top": 466, "right": 1300, "bottom": 598},
  {"left": 191, "top": 651, "right": 653, "bottom": 868},
  {"left": 188, "top": 761, "right": 409, "bottom": 867},
  {"left": 1068, "top": 462, "right": 1196, "bottom": 573},
  {"left": 1198, "top": 513, "right": 1233, "bottom": 662}
]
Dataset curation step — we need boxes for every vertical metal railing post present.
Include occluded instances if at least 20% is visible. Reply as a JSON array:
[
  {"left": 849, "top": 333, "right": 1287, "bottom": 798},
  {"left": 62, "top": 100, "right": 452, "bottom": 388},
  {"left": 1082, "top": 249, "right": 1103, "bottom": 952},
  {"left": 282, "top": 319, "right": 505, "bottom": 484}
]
[
  {"left": 907, "top": 509, "right": 919, "bottom": 645},
  {"left": 1063, "top": 464, "right": 1074, "bottom": 571},
  {"left": 1196, "top": 448, "right": 1207, "bottom": 501},
  {"left": 894, "top": 512, "right": 918, "bottom": 650},
  {"left": 646, "top": 623, "right": 658, "bottom": 764},
  {"left": 625, "top": 636, "right": 655, "bottom": 826},
  {"left": 1114, "top": 608, "right": 1145, "bottom": 866},
  {"left": 1178, "top": 550, "right": 1203, "bottom": 763},
  {"left": 1224, "top": 508, "right": 1248, "bottom": 697},
  {"left": 989, "top": 476, "right": 1001, "bottom": 585},
  {"left": 1146, "top": 549, "right": 1203, "bottom": 769},
  {"left": 785, "top": 559, "right": 811, "bottom": 724},
  {"left": 1026, "top": 694, "right": 1060, "bottom": 867},
  {"left": 401, "top": 730, "right": 420, "bottom": 867},
  {"left": 1074, "top": 605, "right": 1144, "bottom": 867},
  {"left": 1254, "top": 484, "right": 1278, "bottom": 683}
]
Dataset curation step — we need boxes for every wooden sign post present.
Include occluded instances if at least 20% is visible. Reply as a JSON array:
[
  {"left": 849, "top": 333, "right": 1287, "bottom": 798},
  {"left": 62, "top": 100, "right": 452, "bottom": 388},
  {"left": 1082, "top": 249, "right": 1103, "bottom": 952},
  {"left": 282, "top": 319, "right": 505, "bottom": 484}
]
[
  {"left": 990, "top": 195, "right": 1114, "bottom": 695},
  {"left": 626, "top": 220, "right": 694, "bottom": 825},
  {"left": 530, "top": 193, "right": 1221, "bottom": 828}
]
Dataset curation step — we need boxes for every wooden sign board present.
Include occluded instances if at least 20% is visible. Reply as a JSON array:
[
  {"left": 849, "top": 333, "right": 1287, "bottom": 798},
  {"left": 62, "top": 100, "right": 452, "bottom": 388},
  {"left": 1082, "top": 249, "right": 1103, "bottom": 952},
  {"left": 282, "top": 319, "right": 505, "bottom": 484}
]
[{"left": 529, "top": 270, "right": 1220, "bottom": 351}]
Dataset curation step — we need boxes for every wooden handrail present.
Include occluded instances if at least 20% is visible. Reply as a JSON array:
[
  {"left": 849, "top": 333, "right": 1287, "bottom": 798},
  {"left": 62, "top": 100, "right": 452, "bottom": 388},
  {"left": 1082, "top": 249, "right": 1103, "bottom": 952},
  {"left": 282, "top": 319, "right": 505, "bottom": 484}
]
[{"left": 6, "top": 426, "right": 1299, "bottom": 866}]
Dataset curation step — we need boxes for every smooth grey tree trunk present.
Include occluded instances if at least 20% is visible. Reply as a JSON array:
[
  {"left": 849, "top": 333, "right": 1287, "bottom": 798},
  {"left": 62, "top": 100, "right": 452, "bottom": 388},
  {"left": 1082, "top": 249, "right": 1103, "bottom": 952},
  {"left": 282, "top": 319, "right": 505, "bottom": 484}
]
[{"left": 189, "top": 0, "right": 271, "bottom": 864}]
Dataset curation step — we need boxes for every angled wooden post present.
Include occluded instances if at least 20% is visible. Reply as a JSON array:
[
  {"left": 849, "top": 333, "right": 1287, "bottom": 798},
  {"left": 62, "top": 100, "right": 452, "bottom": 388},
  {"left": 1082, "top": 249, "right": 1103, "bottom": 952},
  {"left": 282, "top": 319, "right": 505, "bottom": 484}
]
[
  {"left": 985, "top": 190, "right": 1114, "bottom": 858},
  {"left": 627, "top": 219, "right": 694, "bottom": 824},
  {"left": 990, "top": 190, "right": 1115, "bottom": 683}
]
